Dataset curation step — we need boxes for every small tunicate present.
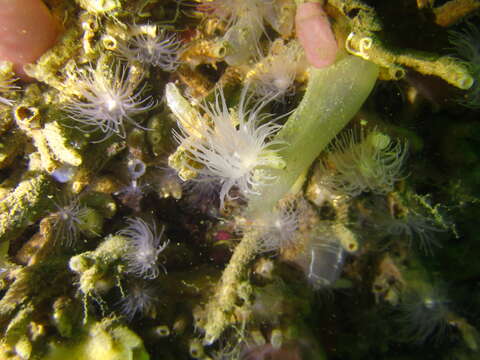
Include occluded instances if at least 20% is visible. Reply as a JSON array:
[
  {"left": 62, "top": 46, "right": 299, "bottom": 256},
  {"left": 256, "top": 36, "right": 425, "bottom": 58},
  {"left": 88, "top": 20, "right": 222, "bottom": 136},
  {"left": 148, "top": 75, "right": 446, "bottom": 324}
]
[
  {"left": 153, "top": 325, "right": 170, "bottom": 337},
  {"left": 102, "top": 35, "right": 118, "bottom": 50},
  {"left": 189, "top": 339, "right": 204, "bottom": 359},
  {"left": 128, "top": 158, "right": 146, "bottom": 180},
  {"left": 294, "top": 224, "right": 346, "bottom": 289},
  {"left": 52, "top": 165, "right": 77, "bottom": 183}
]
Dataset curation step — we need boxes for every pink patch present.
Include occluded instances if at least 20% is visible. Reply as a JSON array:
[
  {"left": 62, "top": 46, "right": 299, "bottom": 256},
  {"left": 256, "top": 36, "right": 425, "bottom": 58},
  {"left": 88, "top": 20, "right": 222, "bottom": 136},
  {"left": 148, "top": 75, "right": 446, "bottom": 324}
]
[
  {"left": 295, "top": 2, "right": 338, "bottom": 68},
  {"left": 0, "top": 0, "right": 59, "bottom": 80},
  {"left": 215, "top": 231, "right": 232, "bottom": 241}
]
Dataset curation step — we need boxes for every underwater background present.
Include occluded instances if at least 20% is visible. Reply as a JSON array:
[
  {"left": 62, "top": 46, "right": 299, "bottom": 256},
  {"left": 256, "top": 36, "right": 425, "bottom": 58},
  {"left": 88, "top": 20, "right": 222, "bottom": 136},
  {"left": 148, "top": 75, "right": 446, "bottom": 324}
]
[{"left": 0, "top": 0, "right": 479, "bottom": 359}]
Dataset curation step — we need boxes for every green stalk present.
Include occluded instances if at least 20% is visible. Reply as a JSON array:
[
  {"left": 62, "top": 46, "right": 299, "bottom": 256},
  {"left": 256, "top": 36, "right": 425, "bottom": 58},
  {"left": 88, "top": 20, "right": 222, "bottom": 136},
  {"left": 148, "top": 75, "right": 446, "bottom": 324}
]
[{"left": 249, "top": 55, "right": 379, "bottom": 214}]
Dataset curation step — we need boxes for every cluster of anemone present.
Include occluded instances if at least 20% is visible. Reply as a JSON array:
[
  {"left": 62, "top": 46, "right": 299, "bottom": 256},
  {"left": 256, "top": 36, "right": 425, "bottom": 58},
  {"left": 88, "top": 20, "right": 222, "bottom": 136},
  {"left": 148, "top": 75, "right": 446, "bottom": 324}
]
[
  {"left": 449, "top": 21, "right": 480, "bottom": 109},
  {"left": 118, "top": 217, "right": 169, "bottom": 280},
  {"left": 64, "top": 63, "right": 155, "bottom": 142},
  {"left": 319, "top": 128, "right": 408, "bottom": 197},
  {"left": 63, "top": 21, "right": 186, "bottom": 142},
  {"left": 172, "top": 86, "right": 286, "bottom": 208},
  {"left": 200, "top": 0, "right": 291, "bottom": 65}
]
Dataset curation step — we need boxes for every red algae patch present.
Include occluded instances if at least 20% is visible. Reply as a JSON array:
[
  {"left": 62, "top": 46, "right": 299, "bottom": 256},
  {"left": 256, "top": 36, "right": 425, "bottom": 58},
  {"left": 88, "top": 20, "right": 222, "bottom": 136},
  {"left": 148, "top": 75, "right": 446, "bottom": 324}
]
[{"left": 0, "top": 0, "right": 58, "bottom": 80}]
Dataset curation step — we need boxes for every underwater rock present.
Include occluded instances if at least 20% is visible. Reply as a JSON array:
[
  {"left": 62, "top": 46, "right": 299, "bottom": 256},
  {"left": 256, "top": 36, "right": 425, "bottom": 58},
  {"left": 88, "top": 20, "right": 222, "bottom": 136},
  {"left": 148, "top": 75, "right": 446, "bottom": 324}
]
[{"left": 43, "top": 318, "right": 149, "bottom": 360}]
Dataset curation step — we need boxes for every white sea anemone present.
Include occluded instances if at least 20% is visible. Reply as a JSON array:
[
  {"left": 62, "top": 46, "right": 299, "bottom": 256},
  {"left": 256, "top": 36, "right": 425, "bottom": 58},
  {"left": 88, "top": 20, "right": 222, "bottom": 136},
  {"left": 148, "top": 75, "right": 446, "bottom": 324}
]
[
  {"left": 319, "top": 128, "right": 408, "bottom": 197},
  {"left": 119, "top": 26, "right": 182, "bottom": 72},
  {"left": 65, "top": 63, "right": 155, "bottom": 141},
  {"left": 199, "top": 0, "right": 291, "bottom": 37},
  {"left": 246, "top": 40, "right": 305, "bottom": 100},
  {"left": 244, "top": 197, "right": 304, "bottom": 253},
  {"left": 118, "top": 217, "right": 169, "bottom": 279},
  {"left": 384, "top": 208, "right": 443, "bottom": 255},
  {"left": 398, "top": 283, "right": 451, "bottom": 344},
  {"left": 52, "top": 194, "right": 89, "bottom": 246},
  {"left": 379, "top": 194, "right": 445, "bottom": 255},
  {"left": 199, "top": 0, "right": 273, "bottom": 65},
  {"left": 448, "top": 21, "right": 480, "bottom": 108},
  {"left": 182, "top": 175, "right": 222, "bottom": 215},
  {"left": 119, "top": 280, "right": 158, "bottom": 320},
  {"left": 170, "top": 85, "right": 286, "bottom": 208},
  {"left": 199, "top": 0, "right": 265, "bottom": 29}
]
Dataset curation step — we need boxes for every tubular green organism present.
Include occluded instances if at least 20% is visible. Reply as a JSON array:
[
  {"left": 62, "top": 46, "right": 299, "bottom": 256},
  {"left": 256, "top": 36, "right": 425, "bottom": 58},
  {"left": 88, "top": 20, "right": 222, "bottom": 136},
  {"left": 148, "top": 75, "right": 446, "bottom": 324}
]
[
  {"left": 202, "top": 55, "right": 379, "bottom": 344},
  {"left": 249, "top": 55, "right": 379, "bottom": 214}
]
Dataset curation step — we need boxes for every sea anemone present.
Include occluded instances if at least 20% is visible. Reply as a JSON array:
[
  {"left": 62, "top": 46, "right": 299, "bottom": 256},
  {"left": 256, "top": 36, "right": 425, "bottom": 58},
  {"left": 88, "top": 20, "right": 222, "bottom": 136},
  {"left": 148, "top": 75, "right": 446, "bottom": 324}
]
[
  {"left": 246, "top": 40, "right": 305, "bottom": 101},
  {"left": 199, "top": 0, "right": 274, "bottom": 65},
  {"left": 397, "top": 282, "right": 451, "bottom": 344},
  {"left": 51, "top": 195, "right": 90, "bottom": 246},
  {"left": 384, "top": 208, "right": 443, "bottom": 255},
  {"left": 448, "top": 21, "right": 480, "bottom": 108},
  {"left": 118, "top": 25, "right": 182, "bottom": 72},
  {"left": 119, "top": 280, "right": 158, "bottom": 320},
  {"left": 372, "top": 195, "right": 445, "bottom": 255},
  {"left": 171, "top": 85, "right": 286, "bottom": 208},
  {"left": 182, "top": 175, "right": 222, "bottom": 215},
  {"left": 242, "top": 197, "right": 304, "bottom": 253},
  {"left": 319, "top": 128, "right": 408, "bottom": 197},
  {"left": 198, "top": 0, "right": 266, "bottom": 29},
  {"left": 64, "top": 63, "right": 155, "bottom": 141},
  {"left": 118, "top": 217, "right": 169, "bottom": 279}
]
